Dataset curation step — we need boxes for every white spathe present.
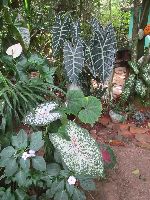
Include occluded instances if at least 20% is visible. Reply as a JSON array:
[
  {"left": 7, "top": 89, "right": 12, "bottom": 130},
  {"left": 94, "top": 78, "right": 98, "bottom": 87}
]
[{"left": 6, "top": 43, "right": 22, "bottom": 58}]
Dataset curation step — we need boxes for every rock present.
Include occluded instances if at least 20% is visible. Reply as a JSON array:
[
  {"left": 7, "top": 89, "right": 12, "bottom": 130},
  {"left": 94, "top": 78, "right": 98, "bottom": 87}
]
[
  {"left": 112, "top": 86, "right": 122, "bottom": 98},
  {"left": 109, "top": 110, "right": 126, "bottom": 123}
]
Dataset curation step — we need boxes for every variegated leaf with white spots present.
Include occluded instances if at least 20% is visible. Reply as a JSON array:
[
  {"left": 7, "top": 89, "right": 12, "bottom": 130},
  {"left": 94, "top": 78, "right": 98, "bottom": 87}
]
[
  {"left": 24, "top": 102, "right": 61, "bottom": 126},
  {"left": 49, "top": 121, "right": 104, "bottom": 177}
]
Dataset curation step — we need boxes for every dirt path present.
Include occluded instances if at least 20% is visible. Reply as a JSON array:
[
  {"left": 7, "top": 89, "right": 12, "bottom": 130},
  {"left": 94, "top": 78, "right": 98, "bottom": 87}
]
[{"left": 87, "top": 144, "right": 150, "bottom": 200}]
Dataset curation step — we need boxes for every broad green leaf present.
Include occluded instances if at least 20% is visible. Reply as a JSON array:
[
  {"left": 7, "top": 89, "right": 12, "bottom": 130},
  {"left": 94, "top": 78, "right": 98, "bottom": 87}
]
[
  {"left": 20, "top": 158, "right": 30, "bottom": 172},
  {"left": 47, "top": 163, "right": 61, "bottom": 176},
  {"left": 66, "top": 89, "right": 85, "bottom": 115},
  {"left": 47, "top": 180, "right": 65, "bottom": 198},
  {"left": 54, "top": 150, "right": 62, "bottom": 164},
  {"left": 5, "top": 158, "right": 18, "bottom": 177},
  {"left": 66, "top": 182, "right": 74, "bottom": 196},
  {"left": 73, "top": 188, "right": 86, "bottom": 200},
  {"left": 29, "top": 131, "right": 44, "bottom": 151},
  {"left": 0, "top": 146, "right": 16, "bottom": 158},
  {"left": 12, "top": 129, "right": 28, "bottom": 149},
  {"left": 78, "top": 96, "right": 102, "bottom": 124},
  {"left": 1, "top": 187, "right": 15, "bottom": 200},
  {"left": 15, "top": 189, "right": 27, "bottom": 200},
  {"left": 79, "top": 179, "right": 96, "bottom": 191},
  {"left": 32, "top": 156, "right": 46, "bottom": 171},
  {"left": 0, "top": 157, "right": 10, "bottom": 167},
  {"left": 54, "top": 190, "right": 68, "bottom": 200},
  {"left": 15, "top": 170, "right": 27, "bottom": 186}
]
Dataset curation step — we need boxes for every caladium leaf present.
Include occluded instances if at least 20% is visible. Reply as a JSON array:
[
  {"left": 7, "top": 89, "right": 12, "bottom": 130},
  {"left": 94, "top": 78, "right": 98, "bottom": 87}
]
[
  {"left": 52, "top": 15, "right": 70, "bottom": 56},
  {"left": 86, "top": 19, "right": 116, "bottom": 82},
  {"left": 49, "top": 121, "right": 104, "bottom": 177},
  {"left": 63, "top": 41, "right": 84, "bottom": 84},
  {"left": 24, "top": 102, "right": 61, "bottom": 126}
]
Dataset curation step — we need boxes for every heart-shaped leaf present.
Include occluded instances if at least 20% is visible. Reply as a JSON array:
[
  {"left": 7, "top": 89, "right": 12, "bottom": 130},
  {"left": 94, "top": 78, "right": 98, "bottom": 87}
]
[{"left": 49, "top": 121, "right": 104, "bottom": 177}]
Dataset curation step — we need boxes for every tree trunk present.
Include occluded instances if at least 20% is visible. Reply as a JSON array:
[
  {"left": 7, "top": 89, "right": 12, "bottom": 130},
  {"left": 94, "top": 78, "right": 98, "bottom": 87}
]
[
  {"left": 137, "top": 0, "right": 150, "bottom": 60},
  {"left": 132, "top": 0, "right": 141, "bottom": 62}
]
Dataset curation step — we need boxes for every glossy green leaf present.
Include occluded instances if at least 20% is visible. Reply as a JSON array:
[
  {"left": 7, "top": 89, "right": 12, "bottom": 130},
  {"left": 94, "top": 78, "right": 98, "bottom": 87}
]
[
  {"left": 32, "top": 156, "right": 46, "bottom": 171},
  {"left": 12, "top": 129, "right": 28, "bottom": 149},
  {"left": 5, "top": 158, "right": 18, "bottom": 177},
  {"left": 47, "top": 163, "right": 61, "bottom": 176},
  {"left": 54, "top": 190, "right": 68, "bottom": 200},
  {"left": 29, "top": 131, "right": 44, "bottom": 151}
]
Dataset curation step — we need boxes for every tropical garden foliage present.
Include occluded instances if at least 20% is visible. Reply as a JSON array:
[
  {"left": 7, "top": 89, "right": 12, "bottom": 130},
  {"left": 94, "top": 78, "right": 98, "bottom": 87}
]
[{"left": 0, "top": 0, "right": 149, "bottom": 199}]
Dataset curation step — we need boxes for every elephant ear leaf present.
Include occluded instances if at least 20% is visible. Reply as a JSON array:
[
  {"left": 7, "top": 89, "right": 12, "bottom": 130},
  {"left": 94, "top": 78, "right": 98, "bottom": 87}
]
[
  {"left": 63, "top": 41, "right": 84, "bottom": 84},
  {"left": 90, "top": 17, "right": 104, "bottom": 35},
  {"left": 52, "top": 15, "right": 70, "bottom": 56},
  {"left": 71, "top": 21, "right": 81, "bottom": 44},
  {"left": 86, "top": 19, "right": 116, "bottom": 82}
]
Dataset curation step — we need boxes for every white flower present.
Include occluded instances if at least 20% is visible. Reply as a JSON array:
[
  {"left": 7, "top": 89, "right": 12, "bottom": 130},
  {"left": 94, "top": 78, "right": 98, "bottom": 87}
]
[
  {"left": 138, "top": 29, "right": 144, "bottom": 40},
  {"left": 67, "top": 176, "right": 76, "bottom": 185},
  {"left": 6, "top": 43, "right": 22, "bottom": 58},
  {"left": 22, "top": 150, "right": 36, "bottom": 160},
  {"left": 29, "top": 149, "right": 36, "bottom": 157},
  {"left": 22, "top": 152, "right": 30, "bottom": 160}
]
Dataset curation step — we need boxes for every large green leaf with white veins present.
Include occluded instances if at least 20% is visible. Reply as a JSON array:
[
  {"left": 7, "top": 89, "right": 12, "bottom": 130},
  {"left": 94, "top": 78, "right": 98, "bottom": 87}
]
[
  {"left": 86, "top": 18, "right": 116, "bottom": 82},
  {"left": 49, "top": 121, "right": 104, "bottom": 177},
  {"left": 63, "top": 41, "right": 84, "bottom": 84},
  {"left": 52, "top": 15, "right": 70, "bottom": 56}
]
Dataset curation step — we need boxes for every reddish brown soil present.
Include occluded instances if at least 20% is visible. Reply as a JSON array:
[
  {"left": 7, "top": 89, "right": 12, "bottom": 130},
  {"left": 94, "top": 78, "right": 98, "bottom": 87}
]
[
  {"left": 87, "top": 144, "right": 150, "bottom": 200},
  {"left": 86, "top": 114, "right": 150, "bottom": 200}
]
